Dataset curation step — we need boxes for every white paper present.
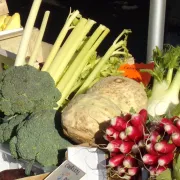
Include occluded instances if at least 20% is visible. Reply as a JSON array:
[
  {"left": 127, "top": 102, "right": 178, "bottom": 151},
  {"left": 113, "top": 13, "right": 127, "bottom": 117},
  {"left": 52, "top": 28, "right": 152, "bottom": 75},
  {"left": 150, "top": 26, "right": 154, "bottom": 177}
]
[{"left": 68, "top": 147, "right": 107, "bottom": 180}]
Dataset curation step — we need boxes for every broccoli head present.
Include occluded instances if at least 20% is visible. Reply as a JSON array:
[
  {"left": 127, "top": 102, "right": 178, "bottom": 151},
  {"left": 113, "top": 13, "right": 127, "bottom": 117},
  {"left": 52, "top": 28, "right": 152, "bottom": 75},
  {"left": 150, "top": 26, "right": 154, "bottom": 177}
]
[
  {"left": 9, "top": 110, "right": 72, "bottom": 167},
  {"left": 0, "top": 65, "right": 61, "bottom": 116},
  {"left": 0, "top": 114, "right": 28, "bottom": 143}
]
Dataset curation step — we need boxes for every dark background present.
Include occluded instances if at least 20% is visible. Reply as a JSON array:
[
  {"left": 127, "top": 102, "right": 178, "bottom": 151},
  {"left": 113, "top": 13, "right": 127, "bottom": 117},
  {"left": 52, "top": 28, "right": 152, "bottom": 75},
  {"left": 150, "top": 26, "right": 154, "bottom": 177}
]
[{"left": 6, "top": 0, "right": 180, "bottom": 63}]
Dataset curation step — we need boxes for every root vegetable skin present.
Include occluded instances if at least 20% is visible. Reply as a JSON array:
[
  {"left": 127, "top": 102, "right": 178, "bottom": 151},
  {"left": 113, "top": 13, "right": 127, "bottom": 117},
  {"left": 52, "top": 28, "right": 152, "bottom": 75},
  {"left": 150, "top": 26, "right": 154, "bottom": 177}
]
[
  {"left": 158, "top": 152, "right": 174, "bottom": 166},
  {"left": 103, "top": 134, "right": 114, "bottom": 142},
  {"left": 127, "top": 167, "right": 139, "bottom": 176},
  {"left": 164, "top": 124, "right": 180, "bottom": 135},
  {"left": 119, "top": 131, "right": 131, "bottom": 141},
  {"left": 123, "top": 155, "right": 137, "bottom": 168},
  {"left": 138, "top": 109, "right": 148, "bottom": 124},
  {"left": 109, "top": 154, "right": 125, "bottom": 167},
  {"left": 107, "top": 139, "right": 122, "bottom": 152},
  {"left": 149, "top": 131, "right": 161, "bottom": 144},
  {"left": 154, "top": 141, "right": 176, "bottom": 154},
  {"left": 126, "top": 126, "right": 143, "bottom": 142},
  {"left": 172, "top": 132, "right": 180, "bottom": 146},
  {"left": 119, "top": 141, "right": 134, "bottom": 154},
  {"left": 142, "top": 154, "right": 159, "bottom": 165},
  {"left": 111, "top": 116, "right": 127, "bottom": 131},
  {"left": 146, "top": 143, "right": 159, "bottom": 156},
  {"left": 106, "top": 126, "right": 117, "bottom": 136}
]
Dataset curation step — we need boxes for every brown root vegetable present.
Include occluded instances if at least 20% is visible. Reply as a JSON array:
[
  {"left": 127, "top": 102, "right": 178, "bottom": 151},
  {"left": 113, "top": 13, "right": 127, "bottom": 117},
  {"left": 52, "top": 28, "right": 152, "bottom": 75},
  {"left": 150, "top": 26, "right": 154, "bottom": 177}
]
[
  {"left": 62, "top": 76, "right": 148, "bottom": 143},
  {"left": 61, "top": 94, "right": 121, "bottom": 143},
  {"left": 87, "top": 76, "right": 147, "bottom": 114}
]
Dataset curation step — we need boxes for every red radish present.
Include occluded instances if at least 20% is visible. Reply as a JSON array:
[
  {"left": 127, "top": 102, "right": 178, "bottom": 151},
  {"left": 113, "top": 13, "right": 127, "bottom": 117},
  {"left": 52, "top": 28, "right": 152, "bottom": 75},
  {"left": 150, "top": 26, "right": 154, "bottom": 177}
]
[
  {"left": 107, "top": 140, "right": 122, "bottom": 152},
  {"left": 113, "top": 131, "right": 120, "bottom": 140},
  {"left": 138, "top": 140, "right": 145, "bottom": 148},
  {"left": 160, "top": 118, "right": 173, "bottom": 126},
  {"left": 158, "top": 152, "right": 174, "bottom": 166},
  {"left": 106, "top": 126, "right": 116, "bottom": 136},
  {"left": 154, "top": 141, "right": 176, "bottom": 154},
  {"left": 156, "top": 166, "right": 167, "bottom": 175},
  {"left": 103, "top": 134, "right": 114, "bottom": 142},
  {"left": 127, "top": 167, "right": 139, "bottom": 176},
  {"left": 146, "top": 143, "right": 159, "bottom": 156},
  {"left": 164, "top": 124, "right": 180, "bottom": 135},
  {"left": 131, "top": 113, "right": 144, "bottom": 125},
  {"left": 172, "top": 132, "right": 180, "bottom": 146},
  {"left": 110, "top": 152, "right": 118, "bottom": 157},
  {"left": 111, "top": 116, "right": 127, "bottom": 131},
  {"left": 132, "top": 144, "right": 139, "bottom": 154},
  {"left": 119, "top": 131, "right": 131, "bottom": 141},
  {"left": 142, "top": 154, "right": 159, "bottom": 165},
  {"left": 109, "top": 154, "right": 125, "bottom": 167},
  {"left": 149, "top": 131, "right": 161, "bottom": 144},
  {"left": 119, "top": 141, "right": 134, "bottom": 154},
  {"left": 123, "top": 155, "right": 137, "bottom": 168},
  {"left": 149, "top": 166, "right": 156, "bottom": 175},
  {"left": 138, "top": 109, "right": 148, "bottom": 124},
  {"left": 124, "top": 113, "right": 132, "bottom": 121},
  {"left": 126, "top": 126, "right": 143, "bottom": 142},
  {"left": 174, "top": 119, "right": 180, "bottom": 130},
  {"left": 117, "top": 166, "right": 126, "bottom": 175}
]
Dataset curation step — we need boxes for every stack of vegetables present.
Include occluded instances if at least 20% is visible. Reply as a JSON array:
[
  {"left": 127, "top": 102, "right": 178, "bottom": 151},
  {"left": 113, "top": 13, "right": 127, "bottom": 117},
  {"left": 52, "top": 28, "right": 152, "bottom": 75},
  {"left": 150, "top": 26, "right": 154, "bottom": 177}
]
[{"left": 0, "top": 0, "right": 180, "bottom": 179}]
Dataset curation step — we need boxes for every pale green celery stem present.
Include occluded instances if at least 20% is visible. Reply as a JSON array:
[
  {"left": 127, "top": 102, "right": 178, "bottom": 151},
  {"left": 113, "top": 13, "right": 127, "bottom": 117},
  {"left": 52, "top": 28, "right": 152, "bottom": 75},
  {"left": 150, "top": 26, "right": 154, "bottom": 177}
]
[
  {"left": 14, "top": 0, "right": 42, "bottom": 66},
  {"left": 167, "top": 69, "right": 180, "bottom": 104},
  {"left": 57, "top": 28, "right": 110, "bottom": 107},
  {"left": 166, "top": 68, "right": 173, "bottom": 86},
  {"left": 75, "top": 40, "right": 125, "bottom": 95},
  {"left": 57, "top": 24, "right": 107, "bottom": 92},
  {"left": 46, "top": 18, "right": 88, "bottom": 78},
  {"left": 42, "top": 10, "right": 79, "bottom": 71},
  {"left": 52, "top": 19, "right": 96, "bottom": 83},
  {"left": 28, "top": 11, "right": 50, "bottom": 66}
]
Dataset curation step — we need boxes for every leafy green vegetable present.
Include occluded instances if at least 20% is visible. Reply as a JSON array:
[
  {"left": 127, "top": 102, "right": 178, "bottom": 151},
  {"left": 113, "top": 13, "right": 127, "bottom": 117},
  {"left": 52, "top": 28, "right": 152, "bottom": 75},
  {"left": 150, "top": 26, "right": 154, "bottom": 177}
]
[
  {"left": 156, "top": 168, "right": 172, "bottom": 180},
  {"left": 0, "top": 65, "right": 61, "bottom": 116},
  {"left": 9, "top": 110, "right": 72, "bottom": 169},
  {"left": 147, "top": 45, "right": 180, "bottom": 117},
  {"left": 173, "top": 153, "right": 180, "bottom": 180}
]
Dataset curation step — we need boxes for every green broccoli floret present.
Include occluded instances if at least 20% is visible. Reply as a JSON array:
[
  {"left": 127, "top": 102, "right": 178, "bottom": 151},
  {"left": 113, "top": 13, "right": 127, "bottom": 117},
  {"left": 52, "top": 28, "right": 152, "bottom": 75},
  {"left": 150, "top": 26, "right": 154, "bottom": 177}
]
[
  {"left": 0, "top": 65, "right": 61, "bottom": 116},
  {"left": 0, "top": 114, "right": 28, "bottom": 143},
  {"left": 9, "top": 110, "right": 72, "bottom": 168}
]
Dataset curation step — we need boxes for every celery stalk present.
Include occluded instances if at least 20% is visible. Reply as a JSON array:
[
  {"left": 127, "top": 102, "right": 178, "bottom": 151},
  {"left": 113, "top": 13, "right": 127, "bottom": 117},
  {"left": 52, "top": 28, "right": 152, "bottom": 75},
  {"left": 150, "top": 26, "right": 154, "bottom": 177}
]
[
  {"left": 46, "top": 18, "right": 88, "bottom": 78},
  {"left": 14, "top": 0, "right": 42, "bottom": 66},
  {"left": 28, "top": 11, "right": 50, "bottom": 66},
  {"left": 49, "top": 19, "right": 96, "bottom": 83},
  {"left": 57, "top": 24, "right": 107, "bottom": 91},
  {"left": 56, "top": 27, "right": 110, "bottom": 107},
  {"left": 75, "top": 29, "right": 131, "bottom": 95},
  {"left": 42, "top": 10, "right": 80, "bottom": 71}
]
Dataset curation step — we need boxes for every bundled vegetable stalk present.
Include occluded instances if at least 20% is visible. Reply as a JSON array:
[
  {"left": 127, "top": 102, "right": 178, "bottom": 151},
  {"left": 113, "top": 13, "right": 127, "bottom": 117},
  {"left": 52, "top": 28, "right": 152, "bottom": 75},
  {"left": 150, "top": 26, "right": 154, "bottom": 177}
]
[
  {"left": 103, "top": 108, "right": 180, "bottom": 179},
  {"left": 147, "top": 45, "right": 180, "bottom": 117}
]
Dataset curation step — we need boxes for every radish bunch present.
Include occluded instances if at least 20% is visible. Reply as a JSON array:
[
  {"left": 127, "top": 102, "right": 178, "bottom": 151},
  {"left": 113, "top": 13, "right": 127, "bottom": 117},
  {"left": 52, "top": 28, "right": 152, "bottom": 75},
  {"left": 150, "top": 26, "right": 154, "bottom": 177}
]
[
  {"left": 103, "top": 109, "right": 180, "bottom": 179},
  {"left": 104, "top": 109, "right": 147, "bottom": 179}
]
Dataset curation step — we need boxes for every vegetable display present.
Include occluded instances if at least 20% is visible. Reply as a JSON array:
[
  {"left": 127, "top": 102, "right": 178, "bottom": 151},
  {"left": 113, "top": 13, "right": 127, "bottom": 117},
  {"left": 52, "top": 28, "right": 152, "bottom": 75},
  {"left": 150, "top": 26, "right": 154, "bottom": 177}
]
[{"left": 0, "top": 0, "right": 180, "bottom": 179}]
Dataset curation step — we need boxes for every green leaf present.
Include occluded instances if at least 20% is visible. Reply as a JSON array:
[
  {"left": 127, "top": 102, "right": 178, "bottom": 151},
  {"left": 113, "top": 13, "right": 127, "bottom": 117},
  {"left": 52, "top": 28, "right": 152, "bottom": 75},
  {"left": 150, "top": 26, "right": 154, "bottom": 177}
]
[
  {"left": 173, "top": 153, "right": 180, "bottom": 180},
  {"left": 156, "top": 169, "right": 172, "bottom": 180}
]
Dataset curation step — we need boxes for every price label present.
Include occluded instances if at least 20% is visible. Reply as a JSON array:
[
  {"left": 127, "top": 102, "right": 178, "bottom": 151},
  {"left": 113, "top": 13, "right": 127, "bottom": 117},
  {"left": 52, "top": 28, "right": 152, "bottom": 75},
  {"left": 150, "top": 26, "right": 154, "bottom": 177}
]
[
  {"left": 0, "top": 0, "right": 9, "bottom": 16},
  {"left": 44, "top": 160, "right": 85, "bottom": 180}
]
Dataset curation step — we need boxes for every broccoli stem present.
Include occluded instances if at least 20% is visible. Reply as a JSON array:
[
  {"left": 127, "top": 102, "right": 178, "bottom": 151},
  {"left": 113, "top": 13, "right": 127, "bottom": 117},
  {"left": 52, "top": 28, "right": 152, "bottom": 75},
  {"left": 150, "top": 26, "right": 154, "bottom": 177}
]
[
  {"left": 28, "top": 11, "right": 50, "bottom": 67},
  {"left": 46, "top": 18, "right": 96, "bottom": 84},
  {"left": 25, "top": 160, "right": 35, "bottom": 176},
  {"left": 14, "top": 0, "right": 42, "bottom": 66},
  {"left": 42, "top": 10, "right": 80, "bottom": 71},
  {"left": 75, "top": 29, "right": 131, "bottom": 95},
  {"left": 56, "top": 26, "right": 110, "bottom": 107}
]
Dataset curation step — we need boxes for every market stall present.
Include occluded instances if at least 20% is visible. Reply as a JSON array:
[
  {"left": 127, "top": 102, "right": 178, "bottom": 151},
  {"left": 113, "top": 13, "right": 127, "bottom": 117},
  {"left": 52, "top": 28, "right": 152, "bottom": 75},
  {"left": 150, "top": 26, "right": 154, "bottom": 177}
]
[{"left": 0, "top": 0, "right": 179, "bottom": 180}]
